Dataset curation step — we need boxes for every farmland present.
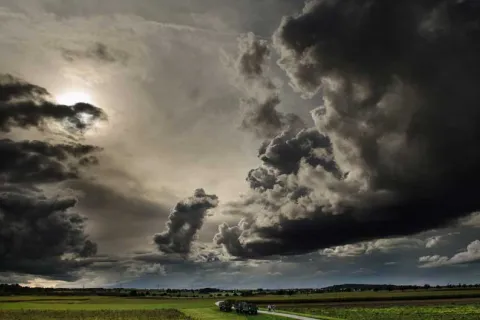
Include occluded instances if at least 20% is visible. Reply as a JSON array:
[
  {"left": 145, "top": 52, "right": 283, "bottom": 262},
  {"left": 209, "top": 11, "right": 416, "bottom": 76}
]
[
  {"left": 0, "top": 296, "right": 280, "bottom": 320},
  {"left": 242, "top": 288, "right": 480, "bottom": 305},
  {"left": 279, "top": 303, "right": 480, "bottom": 320},
  {"left": 0, "top": 309, "right": 191, "bottom": 320},
  {"left": 1, "top": 290, "right": 480, "bottom": 319}
]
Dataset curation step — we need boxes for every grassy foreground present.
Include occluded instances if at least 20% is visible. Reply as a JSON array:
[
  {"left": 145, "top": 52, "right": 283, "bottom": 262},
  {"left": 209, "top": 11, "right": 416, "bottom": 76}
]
[
  {"left": 0, "top": 309, "right": 190, "bottom": 320},
  {"left": 0, "top": 296, "right": 214, "bottom": 310},
  {"left": 281, "top": 304, "right": 480, "bottom": 320},
  {"left": 0, "top": 296, "right": 281, "bottom": 320},
  {"left": 2, "top": 293, "right": 480, "bottom": 319}
]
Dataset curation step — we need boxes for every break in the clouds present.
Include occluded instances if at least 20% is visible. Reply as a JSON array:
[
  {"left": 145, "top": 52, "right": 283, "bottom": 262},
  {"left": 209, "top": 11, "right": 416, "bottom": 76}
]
[
  {"left": 0, "top": 73, "right": 106, "bottom": 279},
  {"left": 216, "top": 0, "right": 480, "bottom": 258},
  {"left": 154, "top": 189, "right": 219, "bottom": 255}
]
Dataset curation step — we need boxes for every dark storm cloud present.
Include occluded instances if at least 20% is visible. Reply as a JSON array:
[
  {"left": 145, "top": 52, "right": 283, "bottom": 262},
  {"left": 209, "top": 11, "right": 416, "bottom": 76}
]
[
  {"left": 0, "top": 74, "right": 107, "bottom": 278},
  {"left": 257, "top": 128, "right": 339, "bottom": 176},
  {"left": 0, "top": 73, "right": 105, "bottom": 185},
  {"left": 245, "top": 128, "right": 340, "bottom": 194},
  {"left": 0, "top": 190, "right": 97, "bottom": 277},
  {"left": 0, "top": 74, "right": 49, "bottom": 102},
  {"left": 154, "top": 189, "right": 218, "bottom": 255},
  {"left": 216, "top": 0, "right": 480, "bottom": 258},
  {"left": 0, "top": 74, "right": 106, "bottom": 133},
  {"left": 61, "top": 42, "right": 129, "bottom": 64},
  {"left": 214, "top": 221, "right": 248, "bottom": 258},
  {"left": 236, "top": 33, "right": 304, "bottom": 139},
  {"left": 0, "top": 139, "right": 101, "bottom": 184}
]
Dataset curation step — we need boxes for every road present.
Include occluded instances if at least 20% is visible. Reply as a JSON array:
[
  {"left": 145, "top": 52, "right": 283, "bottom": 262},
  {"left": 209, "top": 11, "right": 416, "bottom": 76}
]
[{"left": 215, "top": 301, "right": 321, "bottom": 320}]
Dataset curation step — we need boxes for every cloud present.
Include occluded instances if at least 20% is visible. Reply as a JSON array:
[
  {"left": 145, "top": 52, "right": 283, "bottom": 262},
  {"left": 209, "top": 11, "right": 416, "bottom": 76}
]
[
  {"left": 462, "top": 212, "right": 480, "bottom": 228},
  {"left": 237, "top": 33, "right": 270, "bottom": 77},
  {"left": 0, "top": 73, "right": 106, "bottom": 185},
  {"left": 254, "top": 127, "right": 339, "bottom": 178},
  {"left": 320, "top": 237, "right": 424, "bottom": 258},
  {"left": 66, "top": 179, "right": 172, "bottom": 255},
  {"left": 0, "top": 189, "right": 96, "bottom": 278},
  {"left": 425, "top": 236, "right": 444, "bottom": 248},
  {"left": 0, "top": 74, "right": 48, "bottom": 102},
  {"left": 154, "top": 189, "right": 219, "bottom": 255},
  {"left": 0, "top": 139, "right": 101, "bottom": 184},
  {"left": 60, "top": 42, "right": 129, "bottom": 64},
  {"left": 419, "top": 240, "right": 480, "bottom": 268},
  {"left": 231, "top": 32, "right": 304, "bottom": 139},
  {"left": 216, "top": 0, "right": 480, "bottom": 258},
  {"left": 0, "top": 74, "right": 106, "bottom": 133},
  {"left": 125, "top": 262, "right": 166, "bottom": 278},
  {"left": 214, "top": 220, "right": 249, "bottom": 258},
  {"left": 0, "top": 73, "right": 107, "bottom": 279}
]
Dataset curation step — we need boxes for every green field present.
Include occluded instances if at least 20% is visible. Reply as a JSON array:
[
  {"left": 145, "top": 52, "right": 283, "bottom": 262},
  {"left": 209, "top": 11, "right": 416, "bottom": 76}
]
[
  {"left": 0, "top": 296, "right": 215, "bottom": 310},
  {"left": 0, "top": 296, "right": 280, "bottom": 320},
  {"left": 243, "top": 289, "right": 480, "bottom": 304},
  {"left": 2, "top": 293, "right": 480, "bottom": 320},
  {"left": 0, "top": 308, "right": 283, "bottom": 320},
  {"left": 0, "top": 309, "right": 191, "bottom": 320},
  {"left": 280, "top": 304, "right": 480, "bottom": 320}
]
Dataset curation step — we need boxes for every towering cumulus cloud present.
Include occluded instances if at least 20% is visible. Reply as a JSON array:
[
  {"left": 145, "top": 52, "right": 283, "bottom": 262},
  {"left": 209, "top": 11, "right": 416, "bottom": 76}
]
[
  {"left": 0, "top": 74, "right": 106, "bottom": 278},
  {"left": 154, "top": 189, "right": 218, "bottom": 255},
  {"left": 215, "top": 0, "right": 480, "bottom": 258},
  {"left": 235, "top": 33, "right": 304, "bottom": 138}
]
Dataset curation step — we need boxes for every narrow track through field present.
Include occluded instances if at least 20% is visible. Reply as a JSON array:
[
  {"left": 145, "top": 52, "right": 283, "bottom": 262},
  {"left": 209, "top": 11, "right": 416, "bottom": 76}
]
[{"left": 215, "top": 301, "right": 342, "bottom": 320}]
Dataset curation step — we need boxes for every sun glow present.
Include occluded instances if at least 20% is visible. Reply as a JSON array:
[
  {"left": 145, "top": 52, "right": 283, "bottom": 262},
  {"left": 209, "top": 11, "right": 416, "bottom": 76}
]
[{"left": 56, "top": 91, "right": 94, "bottom": 106}]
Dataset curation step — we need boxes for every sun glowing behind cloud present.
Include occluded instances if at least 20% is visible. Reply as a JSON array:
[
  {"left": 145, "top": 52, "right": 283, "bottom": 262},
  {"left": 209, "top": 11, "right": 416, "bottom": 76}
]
[{"left": 56, "top": 91, "right": 93, "bottom": 106}]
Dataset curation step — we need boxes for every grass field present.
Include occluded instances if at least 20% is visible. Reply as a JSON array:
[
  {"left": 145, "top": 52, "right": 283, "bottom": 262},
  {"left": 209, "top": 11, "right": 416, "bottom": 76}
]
[
  {"left": 280, "top": 304, "right": 480, "bottom": 320},
  {"left": 0, "top": 296, "right": 215, "bottom": 310},
  {"left": 0, "top": 296, "right": 280, "bottom": 320},
  {"left": 243, "top": 289, "right": 480, "bottom": 304},
  {"left": 2, "top": 292, "right": 480, "bottom": 319},
  {"left": 0, "top": 309, "right": 191, "bottom": 320}
]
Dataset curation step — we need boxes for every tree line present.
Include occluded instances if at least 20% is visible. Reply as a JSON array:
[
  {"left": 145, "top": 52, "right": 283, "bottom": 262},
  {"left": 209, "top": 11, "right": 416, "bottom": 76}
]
[{"left": 1, "top": 283, "right": 480, "bottom": 297}]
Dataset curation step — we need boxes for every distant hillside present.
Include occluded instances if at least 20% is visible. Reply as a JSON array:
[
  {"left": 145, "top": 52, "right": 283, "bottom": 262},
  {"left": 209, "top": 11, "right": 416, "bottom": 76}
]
[{"left": 320, "top": 283, "right": 478, "bottom": 292}]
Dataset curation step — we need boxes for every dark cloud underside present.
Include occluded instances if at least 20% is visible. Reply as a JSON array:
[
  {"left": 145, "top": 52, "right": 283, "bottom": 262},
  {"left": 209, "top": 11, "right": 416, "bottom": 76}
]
[{"left": 216, "top": 0, "right": 480, "bottom": 258}]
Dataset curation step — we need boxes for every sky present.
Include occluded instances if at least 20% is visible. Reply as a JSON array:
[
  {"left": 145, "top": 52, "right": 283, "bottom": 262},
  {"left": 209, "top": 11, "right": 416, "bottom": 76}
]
[{"left": 1, "top": 0, "right": 480, "bottom": 289}]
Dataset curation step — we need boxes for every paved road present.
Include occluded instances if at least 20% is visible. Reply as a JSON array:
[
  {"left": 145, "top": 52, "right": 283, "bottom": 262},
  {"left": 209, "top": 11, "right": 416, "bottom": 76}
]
[{"left": 215, "top": 301, "right": 320, "bottom": 320}]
